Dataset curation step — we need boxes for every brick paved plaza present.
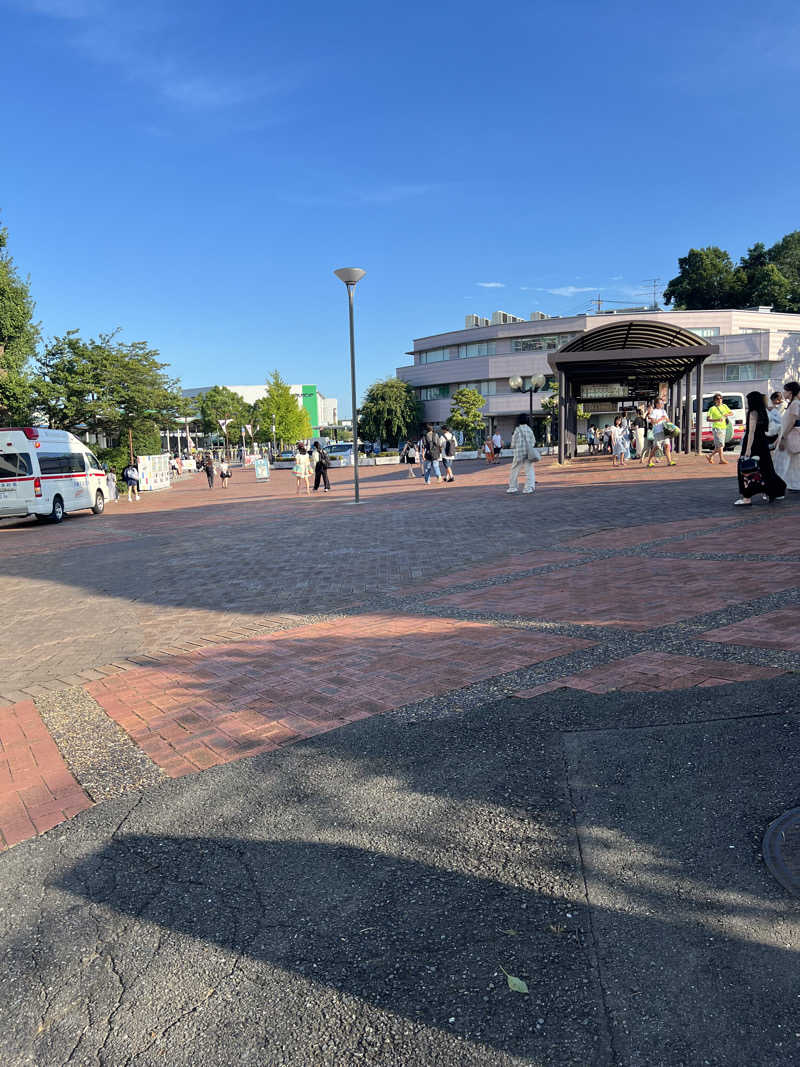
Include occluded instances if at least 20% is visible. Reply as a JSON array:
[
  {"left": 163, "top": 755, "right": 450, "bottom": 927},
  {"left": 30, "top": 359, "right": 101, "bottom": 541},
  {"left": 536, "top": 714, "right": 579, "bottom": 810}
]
[
  {"left": 1, "top": 454, "right": 798, "bottom": 843},
  {"left": 1, "top": 454, "right": 798, "bottom": 1065}
]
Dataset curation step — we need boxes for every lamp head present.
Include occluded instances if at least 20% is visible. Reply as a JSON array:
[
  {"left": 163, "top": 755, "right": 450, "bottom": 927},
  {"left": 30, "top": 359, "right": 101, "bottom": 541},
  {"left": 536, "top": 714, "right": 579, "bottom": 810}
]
[
  {"left": 334, "top": 267, "right": 366, "bottom": 286},
  {"left": 508, "top": 375, "right": 523, "bottom": 392}
]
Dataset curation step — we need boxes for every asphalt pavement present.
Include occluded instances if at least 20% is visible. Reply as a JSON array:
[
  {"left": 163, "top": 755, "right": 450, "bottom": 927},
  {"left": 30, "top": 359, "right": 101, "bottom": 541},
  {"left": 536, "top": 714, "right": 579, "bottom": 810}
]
[{"left": 1, "top": 677, "right": 797, "bottom": 1066}]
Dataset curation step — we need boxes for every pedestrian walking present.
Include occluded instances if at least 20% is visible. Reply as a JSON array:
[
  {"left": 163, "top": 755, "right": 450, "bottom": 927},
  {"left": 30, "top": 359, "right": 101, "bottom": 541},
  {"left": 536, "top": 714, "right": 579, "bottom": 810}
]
[
  {"left": 401, "top": 440, "right": 418, "bottom": 477},
  {"left": 440, "top": 425, "right": 457, "bottom": 482},
  {"left": 311, "top": 440, "right": 331, "bottom": 492},
  {"left": 773, "top": 380, "right": 800, "bottom": 491},
  {"left": 767, "top": 391, "right": 785, "bottom": 449},
  {"left": 587, "top": 425, "right": 597, "bottom": 454},
  {"left": 219, "top": 459, "right": 231, "bottom": 488},
  {"left": 647, "top": 398, "right": 676, "bottom": 468},
  {"left": 631, "top": 407, "right": 646, "bottom": 461},
  {"left": 734, "top": 391, "right": 786, "bottom": 506},
  {"left": 421, "top": 425, "right": 443, "bottom": 484},
  {"left": 294, "top": 443, "right": 312, "bottom": 495},
  {"left": 202, "top": 453, "right": 215, "bottom": 488},
  {"left": 506, "top": 414, "right": 540, "bottom": 494},
  {"left": 611, "top": 416, "right": 627, "bottom": 467},
  {"left": 122, "top": 461, "right": 140, "bottom": 501},
  {"left": 706, "top": 393, "right": 732, "bottom": 464},
  {"left": 105, "top": 468, "right": 118, "bottom": 501},
  {"left": 492, "top": 430, "right": 503, "bottom": 462},
  {"left": 483, "top": 436, "right": 495, "bottom": 464}
]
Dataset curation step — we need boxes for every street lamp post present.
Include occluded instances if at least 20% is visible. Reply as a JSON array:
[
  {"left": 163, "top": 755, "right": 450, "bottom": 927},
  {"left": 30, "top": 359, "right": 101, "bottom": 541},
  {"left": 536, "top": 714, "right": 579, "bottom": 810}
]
[
  {"left": 509, "top": 374, "right": 547, "bottom": 416},
  {"left": 334, "top": 267, "right": 366, "bottom": 504}
]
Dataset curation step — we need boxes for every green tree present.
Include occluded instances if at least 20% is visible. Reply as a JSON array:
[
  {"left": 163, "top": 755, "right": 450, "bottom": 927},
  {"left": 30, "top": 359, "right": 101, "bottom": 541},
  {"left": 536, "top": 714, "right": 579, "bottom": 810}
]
[
  {"left": 663, "top": 247, "right": 738, "bottom": 309},
  {"left": 199, "top": 385, "right": 250, "bottom": 443},
  {"left": 766, "top": 230, "right": 800, "bottom": 310},
  {"left": 0, "top": 221, "right": 39, "bottom": 422},
  {"left": 251, "top": 370, "right": 312, "bottom": 447},
  {"left": 358, "top": 377, "right": 421, "bottom": 444},
  {"left": 448, "top": 387, "right": 486, "bottom": 445},
  {"left": 31, "top": 330, "right": 184, "bottom": 443}
]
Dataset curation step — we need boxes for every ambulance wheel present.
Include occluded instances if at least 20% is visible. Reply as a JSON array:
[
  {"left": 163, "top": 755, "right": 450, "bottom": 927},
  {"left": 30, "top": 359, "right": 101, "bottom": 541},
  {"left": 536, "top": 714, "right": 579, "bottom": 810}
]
[
  {"left": 92, "top": 491, "right": 105, "bottom": 515},
  {"left": 50, "top": 496, "right": 65, "bottom": 523}
]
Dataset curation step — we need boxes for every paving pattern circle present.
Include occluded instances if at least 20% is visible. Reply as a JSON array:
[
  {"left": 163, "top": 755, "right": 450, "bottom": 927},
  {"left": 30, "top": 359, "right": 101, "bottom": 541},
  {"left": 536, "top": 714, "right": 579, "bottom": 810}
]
[{"left": 762, "top": 808, "right": 800, "bottom": 897}]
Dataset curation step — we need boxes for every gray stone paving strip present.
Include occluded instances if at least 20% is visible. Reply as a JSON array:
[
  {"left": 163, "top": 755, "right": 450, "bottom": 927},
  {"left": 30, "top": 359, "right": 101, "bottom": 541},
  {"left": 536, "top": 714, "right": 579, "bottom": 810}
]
[{"left": 35, "top": 688, "right": 164, "bottom": 802}]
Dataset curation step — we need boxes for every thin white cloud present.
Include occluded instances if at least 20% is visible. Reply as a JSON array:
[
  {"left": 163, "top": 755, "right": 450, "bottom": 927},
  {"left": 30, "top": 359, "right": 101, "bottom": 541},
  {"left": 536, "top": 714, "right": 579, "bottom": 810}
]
[
  {"left": 534, "top": 285, "right": 598, "bottom": 297},
  {"left": 476, "top": 281, "right": 505, "bottom": 288},
  {"left": 19, "top": 0, "right": 298, "bottom": 113},
  {"left": 611, "top": 274, "right": 624, "bottom": 281}
]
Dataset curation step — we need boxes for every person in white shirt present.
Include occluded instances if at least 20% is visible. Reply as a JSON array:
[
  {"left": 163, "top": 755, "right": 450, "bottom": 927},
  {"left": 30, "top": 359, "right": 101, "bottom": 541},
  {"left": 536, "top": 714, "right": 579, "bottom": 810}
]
[
  {"left": 646, "top": 398, "right": 676, "bottom": 468},
  {"left": 491, "top": 431, "right": 503, "bottom": 462},
  {"left": 767, "top": 391, "right": 785, "bottom": 449}
]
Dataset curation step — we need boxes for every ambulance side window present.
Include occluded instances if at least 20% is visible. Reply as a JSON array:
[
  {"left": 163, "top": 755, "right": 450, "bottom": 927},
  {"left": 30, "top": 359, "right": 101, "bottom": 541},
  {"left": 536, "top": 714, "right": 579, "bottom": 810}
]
[
  {"left": 69, "top": 453, "right": 86, "bottom": 473},
  {"left": 0, "top": 452, "right": 32, "bottom": 477},
  {"left": 39, "top": 453, "right": 71, "bottom": 474},
  {"left": 86, "top": 452, "right": 102, "bottom": 471}
]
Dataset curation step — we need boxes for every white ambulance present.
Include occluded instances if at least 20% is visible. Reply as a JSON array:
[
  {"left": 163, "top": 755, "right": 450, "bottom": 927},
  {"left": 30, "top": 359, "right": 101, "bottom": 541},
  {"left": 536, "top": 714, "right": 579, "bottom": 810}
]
[{"left": 0, "top": 426, "right": 107, "bottom": 523}]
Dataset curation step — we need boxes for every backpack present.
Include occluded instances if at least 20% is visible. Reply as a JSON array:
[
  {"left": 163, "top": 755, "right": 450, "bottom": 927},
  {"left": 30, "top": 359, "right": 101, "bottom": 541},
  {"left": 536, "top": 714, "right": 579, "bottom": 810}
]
[
  {"left": 424, "top": 433, "right": 441, "bottom": 461},
  {"left": 318, "top": 448, "right": 329, "bottom": 467},
  {"left": 444, "top": 434, "right": 456, "bottom": 458}
]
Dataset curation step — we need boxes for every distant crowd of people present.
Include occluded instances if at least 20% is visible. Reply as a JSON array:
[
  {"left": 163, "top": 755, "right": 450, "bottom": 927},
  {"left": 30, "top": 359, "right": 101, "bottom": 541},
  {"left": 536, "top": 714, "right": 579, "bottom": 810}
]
[
  {"left": 586, "top": 398, "right": 679, "bottom": 468},
  {"left": 151, "top": 382, "right": 800, "bottom": 509}
]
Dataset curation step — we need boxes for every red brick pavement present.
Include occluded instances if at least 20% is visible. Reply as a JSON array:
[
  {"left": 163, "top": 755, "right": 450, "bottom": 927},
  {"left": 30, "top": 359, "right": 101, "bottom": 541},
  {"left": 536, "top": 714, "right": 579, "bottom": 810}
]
[
  {"left": 429, "top": 556, "right": 782, "bottom": 629},
  {"left": 385, "top": 550, "right": 580, "bottom": 594},
  {"left": 661, "top": 513, "right": 800, "bottom": 557},
  {"left": 701, "top": 608, "right": 800, "bottom": 653},
  {"left": 566, "top": 517, "right": 725, "bottom": 551},
  {"left": 513, "top": 652, "right": 782, "bottom": 697},
  {"left": 85, "top": 614, "right": 595, "bottom": 777},
  {"left": 0, "top": 700, "right": 92, "bottom": 849}
]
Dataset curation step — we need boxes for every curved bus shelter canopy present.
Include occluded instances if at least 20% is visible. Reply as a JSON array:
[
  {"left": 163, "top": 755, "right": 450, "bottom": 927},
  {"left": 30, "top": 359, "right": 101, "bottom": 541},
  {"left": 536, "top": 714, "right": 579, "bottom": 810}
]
[{"left": 547, "top": 320, "right": 719, "bottom": 462}]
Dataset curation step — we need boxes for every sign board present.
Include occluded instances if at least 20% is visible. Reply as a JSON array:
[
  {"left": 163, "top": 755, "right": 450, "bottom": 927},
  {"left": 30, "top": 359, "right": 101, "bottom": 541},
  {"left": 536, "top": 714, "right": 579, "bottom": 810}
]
[
  {"left": 580, "top": 383, "right": 629, "bottom": 399},
  {"left": 137, "top": 453, "right": 170, "bottom": 492},
  {"left": 254, "top": 458, "right": 270, "bottom": 481}
]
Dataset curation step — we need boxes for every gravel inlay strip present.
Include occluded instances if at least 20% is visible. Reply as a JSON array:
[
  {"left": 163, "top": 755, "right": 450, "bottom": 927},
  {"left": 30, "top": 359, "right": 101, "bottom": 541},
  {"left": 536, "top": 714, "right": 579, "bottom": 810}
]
[
  {"left": 762, "top": 808, "right": 800, "bottom": 897},
  {"left": 35, "top": 687, "right": 166, "bottom": 802}
]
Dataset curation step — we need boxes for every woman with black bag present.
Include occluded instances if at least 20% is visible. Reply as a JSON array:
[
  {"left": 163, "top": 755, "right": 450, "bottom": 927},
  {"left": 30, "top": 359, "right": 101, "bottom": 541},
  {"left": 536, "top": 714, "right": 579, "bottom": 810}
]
[{"left": 734, "top": 392, "right": 786, "bottom": 506}]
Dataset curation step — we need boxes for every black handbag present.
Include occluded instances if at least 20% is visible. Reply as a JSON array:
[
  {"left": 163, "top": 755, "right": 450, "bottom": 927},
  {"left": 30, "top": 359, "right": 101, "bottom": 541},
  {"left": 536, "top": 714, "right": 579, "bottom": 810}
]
[{"left": 738, "top": 455, "right": 764, "bottom": 493}]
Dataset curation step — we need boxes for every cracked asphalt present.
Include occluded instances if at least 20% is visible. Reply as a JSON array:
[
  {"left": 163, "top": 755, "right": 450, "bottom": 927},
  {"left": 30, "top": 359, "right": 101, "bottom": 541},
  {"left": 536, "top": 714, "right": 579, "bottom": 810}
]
[{"left": 1, "top": 679, "right": 798, "bottom": 1066}]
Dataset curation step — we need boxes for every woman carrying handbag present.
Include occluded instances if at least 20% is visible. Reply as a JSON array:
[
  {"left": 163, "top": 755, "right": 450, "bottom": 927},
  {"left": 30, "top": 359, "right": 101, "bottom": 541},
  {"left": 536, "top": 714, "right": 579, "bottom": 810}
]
[{"left": 734, "top": 392, "right": 785, "bottom": 506}]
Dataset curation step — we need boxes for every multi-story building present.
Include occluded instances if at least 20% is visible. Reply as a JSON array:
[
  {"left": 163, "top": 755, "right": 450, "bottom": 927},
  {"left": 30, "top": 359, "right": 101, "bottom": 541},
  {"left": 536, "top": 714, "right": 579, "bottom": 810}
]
[{"left": 397, "top": 307, "right": 800, "bottom": 442}]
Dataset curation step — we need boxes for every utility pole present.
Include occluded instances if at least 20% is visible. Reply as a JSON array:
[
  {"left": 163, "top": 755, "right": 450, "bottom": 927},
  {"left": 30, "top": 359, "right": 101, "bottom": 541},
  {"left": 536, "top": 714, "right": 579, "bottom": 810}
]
[{"left": 641, "top": 278, "right": 662, "bottom": 310}]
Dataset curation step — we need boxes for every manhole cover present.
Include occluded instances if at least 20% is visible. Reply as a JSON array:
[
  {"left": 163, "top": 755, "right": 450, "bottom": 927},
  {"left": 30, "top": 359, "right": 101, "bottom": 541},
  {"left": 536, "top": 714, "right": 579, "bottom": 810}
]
[{"left": 762, "top": 808, "right": 800, "bottom": 897}]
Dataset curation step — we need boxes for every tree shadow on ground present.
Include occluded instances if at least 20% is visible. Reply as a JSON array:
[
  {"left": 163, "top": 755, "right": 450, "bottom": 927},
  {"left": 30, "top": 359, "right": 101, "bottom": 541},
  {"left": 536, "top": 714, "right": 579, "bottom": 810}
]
[{"left": 1, "top": 682, "right": 798, "bottom": 1064}]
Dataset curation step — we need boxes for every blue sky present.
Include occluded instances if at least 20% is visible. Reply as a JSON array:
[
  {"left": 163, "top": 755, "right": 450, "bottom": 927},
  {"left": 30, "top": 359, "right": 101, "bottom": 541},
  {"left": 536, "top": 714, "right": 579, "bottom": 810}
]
[{"left": 2, "top": 0, "right": 798, "bottom": 414}]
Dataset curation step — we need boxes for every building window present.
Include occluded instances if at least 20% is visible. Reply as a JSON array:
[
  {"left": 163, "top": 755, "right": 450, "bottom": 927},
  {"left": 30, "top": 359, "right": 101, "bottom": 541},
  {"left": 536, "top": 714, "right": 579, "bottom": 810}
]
[
  {"left": 723, "top": 362, "right": 774, "bottom": 381},
  {"left": 694, "top": 327, "right": 721, "bottom": 338},
  {"left": 457, "top": 341, "right": 497, "bottom": 358},
  {"left": 453, "top": 380, "right": 496, "bottom": 396},
  {"left": 511, "top": 332, "right": 577, "bottom": 352},
  {"left": 738, "top": 328, "right": 767, "bottom": 334},
  {"left": 419, "top": 385, "right": 450, "bottom": 401}
]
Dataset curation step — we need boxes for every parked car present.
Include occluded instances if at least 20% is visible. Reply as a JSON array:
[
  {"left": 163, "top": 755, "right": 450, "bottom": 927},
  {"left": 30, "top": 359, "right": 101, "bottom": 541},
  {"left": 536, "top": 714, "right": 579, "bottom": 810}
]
[
  {"left": 326, "top": 443, "right": 354, "bottom": 463},
  {"left": 0, "top": 426, "right": 107, "bottom": 523},
  {"left": 277, "top": 450, "right": 295, "bottom": 461}
]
